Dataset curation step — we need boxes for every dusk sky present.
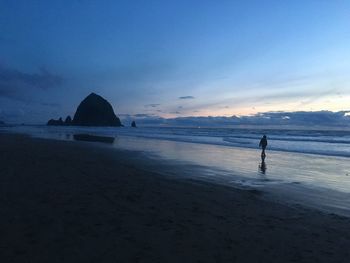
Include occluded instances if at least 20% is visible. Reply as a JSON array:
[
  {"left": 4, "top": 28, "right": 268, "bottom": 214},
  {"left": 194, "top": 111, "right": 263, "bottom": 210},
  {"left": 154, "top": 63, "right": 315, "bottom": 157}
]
[{"left": 0, "top": 0, "right": 349, "bottom": 123}]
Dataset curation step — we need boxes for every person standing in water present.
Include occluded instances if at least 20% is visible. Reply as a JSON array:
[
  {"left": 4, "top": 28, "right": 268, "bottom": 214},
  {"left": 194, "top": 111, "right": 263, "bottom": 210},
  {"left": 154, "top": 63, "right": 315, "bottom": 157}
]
[
  {"left": 258, "top": 135, "right": 268, "bottom": 174},
  {"left": 259, "top": 135, "right": 268, "bottom": 157}
]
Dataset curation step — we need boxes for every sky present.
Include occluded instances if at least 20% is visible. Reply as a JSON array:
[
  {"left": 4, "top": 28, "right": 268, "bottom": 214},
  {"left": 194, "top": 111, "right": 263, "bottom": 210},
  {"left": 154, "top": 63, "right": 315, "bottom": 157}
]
[{"left": 0, "top": 0, "right": 349, "bottom": 124}]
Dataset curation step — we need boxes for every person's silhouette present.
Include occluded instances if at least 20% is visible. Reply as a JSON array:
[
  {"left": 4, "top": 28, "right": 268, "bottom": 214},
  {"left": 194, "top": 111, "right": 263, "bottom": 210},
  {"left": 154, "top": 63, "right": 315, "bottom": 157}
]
[{"left": 259, "top": 135, "right": 268, "bottom": 158}]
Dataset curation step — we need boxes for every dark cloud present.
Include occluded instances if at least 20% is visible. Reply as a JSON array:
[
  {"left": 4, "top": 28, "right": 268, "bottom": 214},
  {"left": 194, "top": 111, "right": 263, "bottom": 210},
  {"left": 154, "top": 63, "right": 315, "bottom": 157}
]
[
  {"left": 179, "top": 96, "right": 195, "bottom": 100},
  {"left": 133, "top": 113, "right": 156, "bottom": 118},
  {"left": 0, "top": 66, "right": 63, "bottom": 101},
  {"left": 144, "top": 104, "right": 160, "bottom": 108},
  {"left": 119, "top": 111, "right": 350, "bottom": 127},
  {"left": 253, "top": 111, "right": 350, "bottom": 126}
]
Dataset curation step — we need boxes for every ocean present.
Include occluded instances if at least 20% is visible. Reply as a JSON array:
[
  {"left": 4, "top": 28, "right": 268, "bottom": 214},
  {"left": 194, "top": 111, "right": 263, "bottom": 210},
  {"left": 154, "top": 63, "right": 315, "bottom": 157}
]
[
  {"left": 3, "top": 125, "right": 350, "bottom": 158},
  {"left": 2, "top": 124, "right": 350, "bottom": 215}
]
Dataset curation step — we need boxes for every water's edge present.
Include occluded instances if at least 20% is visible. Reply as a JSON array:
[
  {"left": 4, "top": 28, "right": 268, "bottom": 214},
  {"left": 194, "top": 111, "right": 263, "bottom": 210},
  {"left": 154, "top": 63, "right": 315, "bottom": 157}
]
[{"left": 2, "top": 126, "right": 350, "bottom": 217}]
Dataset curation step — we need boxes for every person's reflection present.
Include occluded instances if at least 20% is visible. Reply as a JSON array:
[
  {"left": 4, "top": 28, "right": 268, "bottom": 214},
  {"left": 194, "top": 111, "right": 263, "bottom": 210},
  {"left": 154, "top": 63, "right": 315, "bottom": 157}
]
[{"left": 259, "top": 153, "right": 267, "bottom": 174}]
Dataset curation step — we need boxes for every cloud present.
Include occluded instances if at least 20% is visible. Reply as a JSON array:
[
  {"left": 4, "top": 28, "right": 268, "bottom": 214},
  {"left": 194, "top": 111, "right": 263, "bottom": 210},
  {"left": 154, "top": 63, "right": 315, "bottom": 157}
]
[
  {"left": 133, "top": 113, "right": 157, "bottom": 118},
  {"left": 179, "top": 96, "right": 195, "bottom": 100},
  {"left": 253, "top": 111, "right": 350, "bottom": 126},
  {"left": 144, "top": 103, "right": 160, "bottom": 108},
  {"left": 118, "top": 110, "right": 350, "bottom": 127},
  {"left": 0, "top": 66, "right": 63, "bottom": 101}
]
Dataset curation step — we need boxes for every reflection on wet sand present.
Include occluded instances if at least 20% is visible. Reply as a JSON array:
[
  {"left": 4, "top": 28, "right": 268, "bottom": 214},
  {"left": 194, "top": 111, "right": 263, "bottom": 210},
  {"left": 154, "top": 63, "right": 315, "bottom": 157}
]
[
  {"left": 73, "top": 134, "right": 115, "bottom": 143},
  {"left": 259, "top": 153, "right": 267, "bottom": 174}
]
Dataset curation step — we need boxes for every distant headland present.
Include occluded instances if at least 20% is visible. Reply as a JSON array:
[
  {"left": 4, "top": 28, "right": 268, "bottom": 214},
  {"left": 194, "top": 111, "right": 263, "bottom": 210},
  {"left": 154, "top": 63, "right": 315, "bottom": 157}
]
[{"left": 47, "top": 93, "right": 123, "bottom": 127}]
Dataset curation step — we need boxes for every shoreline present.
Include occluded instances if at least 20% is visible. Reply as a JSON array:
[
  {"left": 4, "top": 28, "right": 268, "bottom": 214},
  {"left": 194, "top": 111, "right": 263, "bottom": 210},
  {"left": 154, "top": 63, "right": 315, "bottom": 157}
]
[
  {"left": 2, "top": 125, "right": 350, "bottom": 159},
  {"left": 1, "top": 133, "right": 350, "bottom": 262},
  {"left": 3, "top": 128, "right": 350, "bottom": 216}
]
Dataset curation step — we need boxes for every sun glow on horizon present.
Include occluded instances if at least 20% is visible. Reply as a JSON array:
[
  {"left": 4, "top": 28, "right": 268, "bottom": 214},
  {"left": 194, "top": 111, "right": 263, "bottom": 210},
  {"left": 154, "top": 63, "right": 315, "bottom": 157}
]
[{"left": 159, "top": 92, "right": 350, "bottom": 119}]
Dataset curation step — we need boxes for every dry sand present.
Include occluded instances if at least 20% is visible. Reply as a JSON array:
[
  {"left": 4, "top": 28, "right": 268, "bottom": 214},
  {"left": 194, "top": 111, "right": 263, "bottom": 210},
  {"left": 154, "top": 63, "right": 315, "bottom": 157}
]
[{"left": 0, "top": 133, "right": 350, "bottom": 262}]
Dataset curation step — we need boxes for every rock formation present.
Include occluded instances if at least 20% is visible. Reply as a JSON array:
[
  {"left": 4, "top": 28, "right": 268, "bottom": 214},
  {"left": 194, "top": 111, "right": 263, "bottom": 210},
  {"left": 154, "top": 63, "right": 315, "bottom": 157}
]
[
  {"left": 65, "top": 116, "right": 72, "bottom": 125},
  {"left": 47, "top": 117, "right": 64, "bottom": 126},
  {"left": 72, "top": 93, "right": 122, "bottom": 126},
  {"left": 47, "top": 93, "right": 122, "bottom": 127},
  {"left": 131, "top": 121, "right": 137, "bottom": 128}
]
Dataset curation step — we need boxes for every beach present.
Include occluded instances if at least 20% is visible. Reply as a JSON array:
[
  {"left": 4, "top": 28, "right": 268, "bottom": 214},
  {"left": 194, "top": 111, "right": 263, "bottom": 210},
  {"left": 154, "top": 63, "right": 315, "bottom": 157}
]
[{"left": 1, "top": 133, "right": 350, "bottom": 262}]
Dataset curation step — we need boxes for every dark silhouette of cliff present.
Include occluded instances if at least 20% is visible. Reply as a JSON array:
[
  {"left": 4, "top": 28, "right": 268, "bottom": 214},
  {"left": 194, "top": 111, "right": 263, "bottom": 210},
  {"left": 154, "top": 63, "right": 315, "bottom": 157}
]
[
  {"left": 47, "top": 93, "right": 122, "bottom": 127},
  {"left": 131, "top": 121, "right": 137, "bottom": 127}
]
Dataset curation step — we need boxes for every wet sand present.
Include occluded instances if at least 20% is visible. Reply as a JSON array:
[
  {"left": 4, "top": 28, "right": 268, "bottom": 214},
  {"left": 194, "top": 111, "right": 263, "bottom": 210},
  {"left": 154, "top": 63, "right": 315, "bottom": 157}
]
[{"left": 0, "top": 133, "right": 350, "bottom": 262}]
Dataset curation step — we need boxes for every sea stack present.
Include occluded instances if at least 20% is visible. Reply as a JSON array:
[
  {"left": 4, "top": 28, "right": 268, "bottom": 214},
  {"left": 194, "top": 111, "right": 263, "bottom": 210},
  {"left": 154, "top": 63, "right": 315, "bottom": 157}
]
[
  {"left": 47, "top": 117, "right": 64, "bottom": 126},
  {"left": 72, "top": 93, "right": 122, "bottom": 126},
  {"left": 47, "top": 93, "right": 122, "bottom": 127},
  {"left": 131, "top": 121, "right": 137, "bottom": 128},
  {"left": 65, "top": 115, "right": 72, "bottom": 125}
]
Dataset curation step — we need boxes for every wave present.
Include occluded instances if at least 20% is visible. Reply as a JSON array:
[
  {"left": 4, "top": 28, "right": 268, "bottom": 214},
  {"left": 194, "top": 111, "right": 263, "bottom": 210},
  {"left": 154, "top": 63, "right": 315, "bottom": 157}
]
[
  {"left": 2, "top": 125, "right": 350, "bottom": 158},
  {"left": 220, "top": 135, "right": 350, "bottom": 144},
  {"left": 222, "top": 138, "right": 350, "bottom": 158}
]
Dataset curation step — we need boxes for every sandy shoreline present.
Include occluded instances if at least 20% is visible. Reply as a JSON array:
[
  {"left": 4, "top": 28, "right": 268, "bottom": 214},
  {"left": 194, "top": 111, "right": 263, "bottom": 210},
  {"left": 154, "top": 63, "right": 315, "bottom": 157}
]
[{"left": 1, "top": 133, "right": 350, "bottom": 262}]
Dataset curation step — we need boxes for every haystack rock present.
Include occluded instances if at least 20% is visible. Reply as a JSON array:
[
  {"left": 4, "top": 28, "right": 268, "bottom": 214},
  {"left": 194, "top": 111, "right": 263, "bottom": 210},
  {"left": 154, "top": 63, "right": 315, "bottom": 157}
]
[
  {"left": 131, "top": 121, "right": 137, "bottom": 128},
  {"left": 72, "top": 93, "right": 122, "bottom": 127}
]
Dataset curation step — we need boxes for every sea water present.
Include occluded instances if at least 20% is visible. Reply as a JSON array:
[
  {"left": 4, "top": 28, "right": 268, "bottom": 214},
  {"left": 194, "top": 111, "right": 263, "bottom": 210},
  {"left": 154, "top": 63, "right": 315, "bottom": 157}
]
[
  {"left": 2, "top": 124, "right": 350, "bottom": 215},
  {"left": 4, "top": 125, "right": 350, "bottom": 157}
]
